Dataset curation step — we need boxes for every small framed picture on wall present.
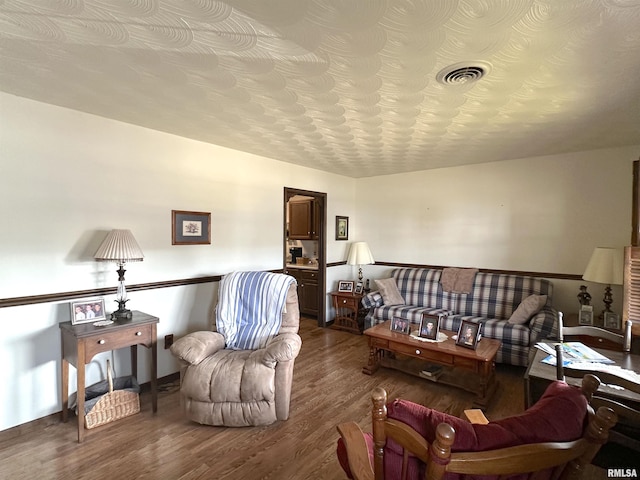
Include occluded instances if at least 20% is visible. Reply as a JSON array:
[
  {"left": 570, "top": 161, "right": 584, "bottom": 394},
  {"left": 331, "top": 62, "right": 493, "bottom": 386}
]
[{"left": 336, "top": 216, "right": 349, "bottom": 241}]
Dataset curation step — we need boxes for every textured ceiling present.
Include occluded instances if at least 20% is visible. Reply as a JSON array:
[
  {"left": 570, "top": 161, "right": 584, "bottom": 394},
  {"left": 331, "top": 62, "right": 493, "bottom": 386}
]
[{"left": 1, "top": 1, "right": 640, "bottom": 178}]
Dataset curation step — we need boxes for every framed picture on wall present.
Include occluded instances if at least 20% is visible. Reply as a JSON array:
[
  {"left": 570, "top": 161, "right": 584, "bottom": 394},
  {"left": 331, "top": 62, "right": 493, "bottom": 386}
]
[
  {"left": 172, "top": 210, "right": 211, "bottom": 245},
  {"left": 336, "top": 216, "right": 349, "bottom": 241}
]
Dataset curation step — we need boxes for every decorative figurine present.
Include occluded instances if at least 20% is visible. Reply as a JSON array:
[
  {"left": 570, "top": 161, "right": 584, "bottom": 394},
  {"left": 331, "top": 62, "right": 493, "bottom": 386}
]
[{"left": 577, "top": 285, "right": 592, "bottom": 306}]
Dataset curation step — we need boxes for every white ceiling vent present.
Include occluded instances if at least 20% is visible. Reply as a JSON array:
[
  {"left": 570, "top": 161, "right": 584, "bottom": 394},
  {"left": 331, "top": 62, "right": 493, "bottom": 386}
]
[{"left": 436, "top": 62, "right": 492, "bottom": 85}]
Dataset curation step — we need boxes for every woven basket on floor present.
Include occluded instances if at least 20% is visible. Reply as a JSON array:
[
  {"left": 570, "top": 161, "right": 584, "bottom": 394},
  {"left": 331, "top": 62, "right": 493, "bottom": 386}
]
[{"left": 84, "top": 360, "right": 140, "bottom": 429}]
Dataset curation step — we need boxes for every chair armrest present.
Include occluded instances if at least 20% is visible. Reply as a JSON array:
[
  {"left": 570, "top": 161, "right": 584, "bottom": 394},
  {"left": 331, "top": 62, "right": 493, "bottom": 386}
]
[
  {"left": 170, "top": 331, "right": 226, "bottom": 365},
  {"left": 336, "top": 422, "right": 374, "bottom": 480},
  {"left": 262, "top": 332, "right": 302, "bottom": 366},
  {"left": 463, "top": 409, "right": 489, "bottom": 424}
]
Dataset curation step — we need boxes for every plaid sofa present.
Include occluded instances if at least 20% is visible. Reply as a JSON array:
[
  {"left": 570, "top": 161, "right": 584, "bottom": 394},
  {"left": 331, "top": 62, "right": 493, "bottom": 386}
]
[{"left": 361, "top": 268, "right": 558, "bottom": 366}]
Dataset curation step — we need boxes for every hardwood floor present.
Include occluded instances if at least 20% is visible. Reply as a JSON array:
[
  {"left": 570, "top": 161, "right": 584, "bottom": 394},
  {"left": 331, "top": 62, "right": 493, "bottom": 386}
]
[{"left": 0, "top": 319, "right": 604, "bottom": 479}]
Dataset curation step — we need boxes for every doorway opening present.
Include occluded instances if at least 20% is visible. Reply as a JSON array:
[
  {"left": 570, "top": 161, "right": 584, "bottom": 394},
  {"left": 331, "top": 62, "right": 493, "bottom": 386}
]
[{"left": 284, "top": 187, "right": 327, "bottom": 327}]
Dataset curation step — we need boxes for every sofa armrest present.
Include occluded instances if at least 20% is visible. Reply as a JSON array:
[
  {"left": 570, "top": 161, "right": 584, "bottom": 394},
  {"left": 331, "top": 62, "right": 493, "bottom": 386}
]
[
  {"left": 529, "top": 307, "right": 558, "bottom": 345},
  {"left": 362, "top": 290, "right": 383, "bottom": 309},
  {"left": 263, "top": 332, "right": 302, "bottom": 366},
  {"left": 170, "top": 331, "right": 226, "bottom": 365}
]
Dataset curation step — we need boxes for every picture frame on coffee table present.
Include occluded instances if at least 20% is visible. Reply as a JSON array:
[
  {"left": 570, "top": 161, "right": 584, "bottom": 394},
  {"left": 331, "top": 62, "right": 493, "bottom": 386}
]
[
  {"left": 390, "top": 317, "right": 411, "bottom": 335},
  {"left": 419, "top": 314, "right": 440, "bottom": 340},
  {"left": 456, "top": 320, "right": 480, "bottom": 349}
]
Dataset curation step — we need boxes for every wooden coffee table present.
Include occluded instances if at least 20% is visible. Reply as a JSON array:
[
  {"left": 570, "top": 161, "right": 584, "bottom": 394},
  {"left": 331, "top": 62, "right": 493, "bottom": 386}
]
[{"left": 363, "top": 320, "right": 501, "bottom": 407}]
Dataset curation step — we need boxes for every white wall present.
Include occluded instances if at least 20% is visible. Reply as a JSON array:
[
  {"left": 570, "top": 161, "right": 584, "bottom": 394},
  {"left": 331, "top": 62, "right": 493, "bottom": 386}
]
[
  {"left": 355, "top": 147, "right": 638, "bottom": 315},
  {"left": 2, "top": 91, "right": 638, "bottom": 431},
  {"left": 0, "top": 93, "right": 355, "bottom": 431}
]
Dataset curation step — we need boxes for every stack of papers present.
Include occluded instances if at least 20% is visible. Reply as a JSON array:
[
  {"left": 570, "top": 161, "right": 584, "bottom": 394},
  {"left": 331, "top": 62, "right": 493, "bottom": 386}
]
[{"left": 535, "top": 342, "right": 614, "bottom": 367}]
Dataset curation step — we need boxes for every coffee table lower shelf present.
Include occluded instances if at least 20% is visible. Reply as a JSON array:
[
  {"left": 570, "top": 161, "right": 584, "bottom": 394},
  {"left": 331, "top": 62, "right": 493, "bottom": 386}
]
[{"left": 374, "top": 353, "right": 498, "bottom": 408}]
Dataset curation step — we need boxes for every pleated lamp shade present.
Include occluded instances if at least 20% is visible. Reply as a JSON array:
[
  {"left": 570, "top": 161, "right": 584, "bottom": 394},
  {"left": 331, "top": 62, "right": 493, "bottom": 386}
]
[{"left": 94, "top": 229, "right": 144, "bottom": 263}]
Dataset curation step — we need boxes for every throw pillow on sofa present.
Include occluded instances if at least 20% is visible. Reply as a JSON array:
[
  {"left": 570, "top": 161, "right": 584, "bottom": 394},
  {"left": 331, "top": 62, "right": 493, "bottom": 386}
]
[
  {"left": 375, "top": 278, "right": 405, "bottom": 305},
  {"left": 508, "top": 294, "right": 547, "bottom": 324}
]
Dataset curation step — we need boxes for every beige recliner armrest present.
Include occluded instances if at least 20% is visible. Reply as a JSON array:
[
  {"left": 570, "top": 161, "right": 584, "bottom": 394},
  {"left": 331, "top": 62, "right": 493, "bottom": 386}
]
[
  {"left": 170, "top": 331, "right": 226, "bottom": 365},
  {"left": 261, "top": 333, "right": 303, "bottom": 367}
]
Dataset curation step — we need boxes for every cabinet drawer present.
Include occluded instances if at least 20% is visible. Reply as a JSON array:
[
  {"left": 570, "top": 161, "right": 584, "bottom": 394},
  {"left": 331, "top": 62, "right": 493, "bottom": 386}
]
[
  {"left": 84, "top": 324, "right": 152, "bottom": 362},
  {"left": 389, "top": 341, "right": 454, "bottom": 365},
  {"left": 453, "top": 356, "right": 480, "bottom": 371},
  {"left": 335, "top": 296, "right": 359, "bottom": 309},
  {"left": 370, "top": 337, "right": 389, "bottom": 349},
  {"left": 300, "top": 270, "right": 318, "bottom": 281}
]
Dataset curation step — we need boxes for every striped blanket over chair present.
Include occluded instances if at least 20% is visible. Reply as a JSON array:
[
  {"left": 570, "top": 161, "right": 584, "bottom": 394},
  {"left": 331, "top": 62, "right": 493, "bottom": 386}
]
[{"left": 216, "top": 271, "right": 296, "bottom": 350}]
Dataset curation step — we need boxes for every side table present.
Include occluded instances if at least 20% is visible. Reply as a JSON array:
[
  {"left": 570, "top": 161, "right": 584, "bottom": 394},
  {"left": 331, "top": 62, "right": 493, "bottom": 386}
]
[
  {"left": 330, "top": 291, "right": 365, "bottom": 334},
  {"left": 59, "top": 310, "right": 159, "bottom": 442}
]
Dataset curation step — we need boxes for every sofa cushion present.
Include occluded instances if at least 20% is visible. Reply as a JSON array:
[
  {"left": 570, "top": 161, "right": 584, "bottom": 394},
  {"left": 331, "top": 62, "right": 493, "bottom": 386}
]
[
  {"left": 375, "top": 278, "right": 405, "bottom": 305},
  {"left": 508, "top": 294, "right": 548, "bottom": 324}
]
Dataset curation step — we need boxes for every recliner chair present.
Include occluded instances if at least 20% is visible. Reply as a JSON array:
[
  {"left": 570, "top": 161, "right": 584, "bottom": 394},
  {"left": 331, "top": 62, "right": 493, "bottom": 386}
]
[{"left": 170, "top": 271, "right": 301, "bottom": 427}]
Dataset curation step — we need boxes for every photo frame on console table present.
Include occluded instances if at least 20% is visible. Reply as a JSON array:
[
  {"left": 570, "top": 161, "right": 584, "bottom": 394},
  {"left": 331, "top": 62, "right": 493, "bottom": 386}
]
[
  {"left": 579, "top": 305, "right": 594, "bottom": 326},
  {"left": 338, "top": 280, "right": 354, "bottom": 293},
  {"left": 419, "top": 314, "right": 440, "bottom": 340},
  {"left": 70, "top": 299, "right": 107, "bottom": 325},
  {"left": 172, "top": 210, "right": 211, "bottom": 245},
  {"left": 456, "top": 320, "right": 481, "bottom": 350},
  {"left": 604, "top": 312, "right": 621, "bottom": 330},
  {"left": 390, "top": 317, "right": 411, "bottom": 335}
]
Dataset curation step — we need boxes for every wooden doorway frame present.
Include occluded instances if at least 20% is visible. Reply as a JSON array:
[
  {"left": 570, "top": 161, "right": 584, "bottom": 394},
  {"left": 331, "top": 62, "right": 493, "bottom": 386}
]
[{"left": 284, "top": 187, "right": 327, "bottom": 327}]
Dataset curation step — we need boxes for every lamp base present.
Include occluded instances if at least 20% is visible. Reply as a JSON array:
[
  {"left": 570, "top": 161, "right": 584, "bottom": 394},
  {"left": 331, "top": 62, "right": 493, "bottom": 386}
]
[{"left": 111, "top": 299, "right": 133, "bottom": 321}]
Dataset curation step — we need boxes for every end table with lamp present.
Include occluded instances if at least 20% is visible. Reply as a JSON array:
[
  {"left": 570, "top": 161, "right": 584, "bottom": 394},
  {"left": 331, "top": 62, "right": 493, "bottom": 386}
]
[{"left": 60, "top": 311, "right": 159, "bottom": 442}]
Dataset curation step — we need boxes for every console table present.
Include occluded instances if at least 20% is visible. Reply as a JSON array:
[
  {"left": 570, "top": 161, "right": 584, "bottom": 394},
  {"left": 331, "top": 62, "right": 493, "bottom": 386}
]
[{"left": 59, "top": 311, "right": 158, "bottom": 442}]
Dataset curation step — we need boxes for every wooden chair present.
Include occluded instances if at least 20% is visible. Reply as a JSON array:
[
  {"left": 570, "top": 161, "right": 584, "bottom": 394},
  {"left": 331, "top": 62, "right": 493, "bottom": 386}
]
[
  {"left": 558, "top": 311, "right": 629, "bottom": 352},
  {"left": 556, "top": 347, "right": 640, "bottom": 456},
  {"left": 561, "top": 325, "right": 625, "bottom": 351},
  {"left": 336, "top": 376, "right": 617, "bottom": 480}
]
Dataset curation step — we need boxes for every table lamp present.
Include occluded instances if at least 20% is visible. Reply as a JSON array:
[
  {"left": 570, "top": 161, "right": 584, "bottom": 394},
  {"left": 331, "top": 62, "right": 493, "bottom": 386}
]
[
  {"left": 582, "top": 247, "right": 624, "bottom": 321},
  {"left": 94, "top": 229, "right": 144, "bottom": 320},
  {"left": 347, "top": 241, "right": 374, "bottom": 282}
]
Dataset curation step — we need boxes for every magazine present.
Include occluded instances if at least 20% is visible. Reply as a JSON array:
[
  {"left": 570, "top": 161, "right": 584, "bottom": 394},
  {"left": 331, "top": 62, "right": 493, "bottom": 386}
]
[{"left": 535, "top": 341, "right": 614, "bottom": 367}]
